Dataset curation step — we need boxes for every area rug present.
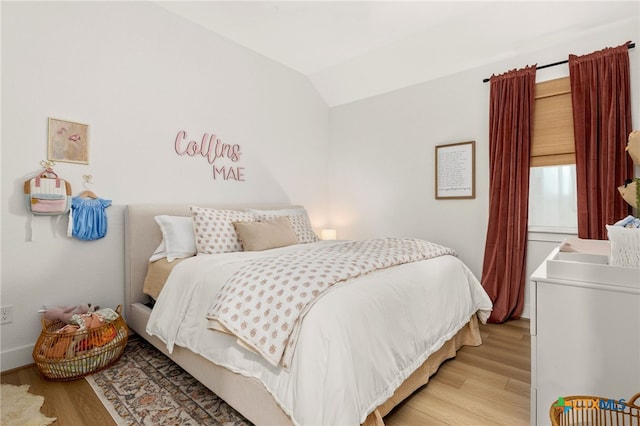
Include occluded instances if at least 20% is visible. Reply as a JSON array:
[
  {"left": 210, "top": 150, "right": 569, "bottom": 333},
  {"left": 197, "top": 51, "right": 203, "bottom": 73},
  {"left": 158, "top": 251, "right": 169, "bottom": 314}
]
[
  {"left": 85, "top": 334, "right": 252, "bottom": 425},
  {"left": 0, "top": 383, "right": 57, "bottom": 426}
]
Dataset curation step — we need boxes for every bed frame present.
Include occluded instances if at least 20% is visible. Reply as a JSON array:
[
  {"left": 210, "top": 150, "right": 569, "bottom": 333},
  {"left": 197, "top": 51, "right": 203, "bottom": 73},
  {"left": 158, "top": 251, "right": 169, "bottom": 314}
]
[{"left": 124, "top": 204, "right": 482, "bottom": 426}]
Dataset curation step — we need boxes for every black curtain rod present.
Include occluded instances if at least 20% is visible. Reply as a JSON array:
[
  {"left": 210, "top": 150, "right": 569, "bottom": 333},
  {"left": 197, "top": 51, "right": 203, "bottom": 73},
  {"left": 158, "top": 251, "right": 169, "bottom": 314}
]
[{"left": 482, "top": 42, "right": 635, "bottom": 83}]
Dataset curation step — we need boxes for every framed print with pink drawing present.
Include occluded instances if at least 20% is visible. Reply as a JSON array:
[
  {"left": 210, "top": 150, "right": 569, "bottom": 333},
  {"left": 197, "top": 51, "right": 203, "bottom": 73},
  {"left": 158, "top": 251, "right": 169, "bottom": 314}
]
[{"left": 47, "top": 118, "right": 89, "bottom": 164}]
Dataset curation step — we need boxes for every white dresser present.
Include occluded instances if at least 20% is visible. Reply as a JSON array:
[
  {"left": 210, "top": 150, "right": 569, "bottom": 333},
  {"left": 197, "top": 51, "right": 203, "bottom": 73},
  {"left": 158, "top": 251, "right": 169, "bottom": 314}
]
[{"left": 529, "top": 241, "right": 640, "bottom": 426}]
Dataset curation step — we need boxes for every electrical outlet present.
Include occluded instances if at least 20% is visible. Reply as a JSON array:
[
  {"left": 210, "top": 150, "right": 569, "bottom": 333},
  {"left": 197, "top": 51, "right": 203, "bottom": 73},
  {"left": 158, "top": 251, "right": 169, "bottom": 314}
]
[{"left": 1, "top": 305, "right": 13, "bottom": 325}]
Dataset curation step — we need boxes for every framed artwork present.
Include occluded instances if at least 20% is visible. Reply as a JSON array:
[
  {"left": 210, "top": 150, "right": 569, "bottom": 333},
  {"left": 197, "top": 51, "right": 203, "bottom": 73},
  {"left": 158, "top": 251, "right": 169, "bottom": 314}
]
[
  {"left": 47, "top": 118, "right": 89, "bottom": 164},
  {"left": 435, "top": 140, "right": 475, "bottom": 199}
]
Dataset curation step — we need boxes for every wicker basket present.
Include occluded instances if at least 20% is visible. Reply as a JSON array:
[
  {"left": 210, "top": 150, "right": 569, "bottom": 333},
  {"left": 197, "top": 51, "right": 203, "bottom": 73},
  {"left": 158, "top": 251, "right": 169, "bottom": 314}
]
[
  {"left": 550, "top": 394, "right": 640, "bottom": 426},
  {"left": 32, "top": 305, "right": 128, "bottom": 381}
]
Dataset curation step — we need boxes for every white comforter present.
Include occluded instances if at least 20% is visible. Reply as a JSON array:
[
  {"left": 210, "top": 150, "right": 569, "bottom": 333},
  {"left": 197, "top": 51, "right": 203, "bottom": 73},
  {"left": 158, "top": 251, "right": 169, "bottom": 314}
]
[{"left": 147, "top": 241, "right": 492, "bottom": 426}]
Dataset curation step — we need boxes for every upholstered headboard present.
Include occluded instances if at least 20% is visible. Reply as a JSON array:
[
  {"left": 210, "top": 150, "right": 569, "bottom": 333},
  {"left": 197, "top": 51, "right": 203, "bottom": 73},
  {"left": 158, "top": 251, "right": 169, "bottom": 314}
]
[{"left": 123, "top": 204, "right": 301, "bottom": 319}]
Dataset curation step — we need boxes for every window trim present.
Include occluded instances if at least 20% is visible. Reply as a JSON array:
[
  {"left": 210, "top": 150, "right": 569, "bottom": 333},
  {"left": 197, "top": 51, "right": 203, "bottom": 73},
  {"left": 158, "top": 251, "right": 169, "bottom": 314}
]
[{"left": 528, "top": 228, "right": 577, "bottom": 243}]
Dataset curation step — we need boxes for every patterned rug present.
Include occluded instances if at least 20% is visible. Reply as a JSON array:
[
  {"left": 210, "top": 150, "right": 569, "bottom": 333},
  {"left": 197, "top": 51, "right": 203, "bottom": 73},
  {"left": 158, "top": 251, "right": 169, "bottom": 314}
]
[{"left": 85, "top": 334, "right": 252, "bottom": 425}]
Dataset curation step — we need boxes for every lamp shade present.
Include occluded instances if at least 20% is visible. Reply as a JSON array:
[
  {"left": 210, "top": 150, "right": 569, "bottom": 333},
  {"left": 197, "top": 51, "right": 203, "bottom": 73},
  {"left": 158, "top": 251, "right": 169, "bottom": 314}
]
[{"left": 320, "top": 229, "right": 337, "bottom": 240}]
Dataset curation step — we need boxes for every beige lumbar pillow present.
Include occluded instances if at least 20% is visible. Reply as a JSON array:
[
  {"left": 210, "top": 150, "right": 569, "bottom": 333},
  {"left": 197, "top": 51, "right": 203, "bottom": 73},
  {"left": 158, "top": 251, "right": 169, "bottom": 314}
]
[{"left": 233, "top": 216, "right": 299, "bottom": 251}]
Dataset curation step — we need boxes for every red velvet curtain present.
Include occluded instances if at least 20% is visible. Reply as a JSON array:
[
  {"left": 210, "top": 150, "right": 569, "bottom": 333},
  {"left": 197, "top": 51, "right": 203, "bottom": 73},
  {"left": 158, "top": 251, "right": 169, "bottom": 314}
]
[
  {"left": 569, "top": 42, "right": 633, "bottom": 239},
  {"left": 482, "top": 66, "right": 536, "bottom": 324}
]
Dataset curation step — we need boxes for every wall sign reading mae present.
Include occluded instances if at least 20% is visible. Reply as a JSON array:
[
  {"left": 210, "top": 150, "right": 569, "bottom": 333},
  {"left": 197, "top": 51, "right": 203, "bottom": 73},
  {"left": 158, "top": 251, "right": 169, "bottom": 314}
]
[
  {"left": 435, "top": 141, "right": 475, "bottom": 199},
  {"left": 174, "top": 130, "right": 245, "bottom": 181}
]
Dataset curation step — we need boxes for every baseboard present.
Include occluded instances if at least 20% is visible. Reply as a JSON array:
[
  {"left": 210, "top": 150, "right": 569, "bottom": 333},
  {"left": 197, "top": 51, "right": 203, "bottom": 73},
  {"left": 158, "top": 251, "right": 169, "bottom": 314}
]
[{"left": 1, "top": 343, "right": 35, "bottom": 373}]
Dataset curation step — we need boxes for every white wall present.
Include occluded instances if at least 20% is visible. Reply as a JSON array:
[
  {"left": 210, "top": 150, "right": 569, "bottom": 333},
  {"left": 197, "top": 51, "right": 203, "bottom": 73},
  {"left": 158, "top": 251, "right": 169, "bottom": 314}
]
[
  {"left": 2, "top": 1, "right": 638, "bottom": 372},
  {"left": 328, "top": 19, "right": 640, "bottom": 319},
  {"left": 0, "top": 2, "right": 329, "bottom": 370}
]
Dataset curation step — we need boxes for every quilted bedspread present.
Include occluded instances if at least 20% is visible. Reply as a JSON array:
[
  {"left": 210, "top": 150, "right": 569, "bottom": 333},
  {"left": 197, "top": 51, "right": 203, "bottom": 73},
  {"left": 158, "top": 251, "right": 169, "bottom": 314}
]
[{"left": 207, "top": 238, "right": 456, "bottom": 368}]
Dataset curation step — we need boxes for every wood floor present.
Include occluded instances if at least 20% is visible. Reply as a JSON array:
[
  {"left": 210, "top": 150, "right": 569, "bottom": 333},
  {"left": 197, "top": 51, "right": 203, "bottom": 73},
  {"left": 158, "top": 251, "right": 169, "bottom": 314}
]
[
  {"left": 1, "top": 365, "right": 115, "bottom": 425},
  {"left": 1, "top": 318, "right": 530, "bottom": 426},
  {"left": 385, "top": 318, "right": 531, "bottom": 426}
]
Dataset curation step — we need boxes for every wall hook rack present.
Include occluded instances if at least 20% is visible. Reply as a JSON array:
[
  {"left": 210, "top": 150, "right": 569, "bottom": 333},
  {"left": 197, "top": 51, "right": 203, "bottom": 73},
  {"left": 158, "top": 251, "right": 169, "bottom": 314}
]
[{"left": 40, "top": 160, "right": 56, "bottom": 169}]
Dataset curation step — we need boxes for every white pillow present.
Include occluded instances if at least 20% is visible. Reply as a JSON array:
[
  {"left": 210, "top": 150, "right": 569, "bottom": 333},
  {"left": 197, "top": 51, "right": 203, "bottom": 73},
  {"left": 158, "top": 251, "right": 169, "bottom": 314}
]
[
  {"left": 149, "top": 215, "right": 197, "bottom": 262},
  {"left": 246, "top": 207, "right": 319, "bottom": 244},
  {"left": 149, "top": 239, "right": 167, "bottom": 263},
  {"left": 190, "top": 206, "right": 255, "bottom": 254}
]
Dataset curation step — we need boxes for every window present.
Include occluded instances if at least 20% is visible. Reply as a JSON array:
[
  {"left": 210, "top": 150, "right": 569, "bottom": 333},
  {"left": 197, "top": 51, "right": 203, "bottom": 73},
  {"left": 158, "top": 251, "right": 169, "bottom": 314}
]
[
  {"left": 528, "top": 165, "right": 577, "bottom": 232},
  {"left": 529, "top": 77, "right": 577, "bottom": 233}
]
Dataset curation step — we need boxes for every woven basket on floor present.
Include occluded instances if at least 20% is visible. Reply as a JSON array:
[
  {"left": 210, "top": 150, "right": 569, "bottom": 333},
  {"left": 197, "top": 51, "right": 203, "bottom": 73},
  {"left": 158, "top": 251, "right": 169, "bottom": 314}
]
[
  {"left": 32, "top": 305, "right": 128, "bottom": 381},
  {"left": 550, "top": 394, "right": 640, "bottom": 426}
]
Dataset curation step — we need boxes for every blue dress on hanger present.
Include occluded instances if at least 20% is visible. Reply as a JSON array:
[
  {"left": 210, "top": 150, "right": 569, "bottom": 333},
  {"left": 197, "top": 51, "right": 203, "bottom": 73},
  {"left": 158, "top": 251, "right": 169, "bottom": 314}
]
[{"left": 69, "top": 196, "right": 112, "bottom": 240}]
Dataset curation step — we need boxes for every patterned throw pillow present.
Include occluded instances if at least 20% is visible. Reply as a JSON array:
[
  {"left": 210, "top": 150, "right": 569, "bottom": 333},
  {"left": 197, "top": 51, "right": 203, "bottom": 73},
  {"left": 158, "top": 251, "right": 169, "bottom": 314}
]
[
  {"left": 189, "top": 206, "right": 254, "bottom": 254},
  {"left": 246, "top": 208, "right": 319, "bottom": 244}
]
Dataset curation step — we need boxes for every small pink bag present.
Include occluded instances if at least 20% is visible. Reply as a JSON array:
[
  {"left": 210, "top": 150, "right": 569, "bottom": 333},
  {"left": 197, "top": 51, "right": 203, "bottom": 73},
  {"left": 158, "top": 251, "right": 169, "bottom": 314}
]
[{"left": 24, "top": 168, "right": 72, "bottom": 215}]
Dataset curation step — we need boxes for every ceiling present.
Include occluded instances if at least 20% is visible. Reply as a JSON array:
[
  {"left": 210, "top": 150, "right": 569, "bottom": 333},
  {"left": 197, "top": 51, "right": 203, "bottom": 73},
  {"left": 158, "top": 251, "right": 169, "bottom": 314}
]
[{"left": 157, "top": 1, "right": 638, "bottom": 106}]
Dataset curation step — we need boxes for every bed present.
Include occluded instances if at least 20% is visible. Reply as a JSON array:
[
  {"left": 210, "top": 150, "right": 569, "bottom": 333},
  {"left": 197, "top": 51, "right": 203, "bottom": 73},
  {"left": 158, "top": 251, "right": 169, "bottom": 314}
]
[{"left": 124, "top": 204, "right": 492, "bottom": 426}]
